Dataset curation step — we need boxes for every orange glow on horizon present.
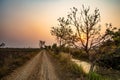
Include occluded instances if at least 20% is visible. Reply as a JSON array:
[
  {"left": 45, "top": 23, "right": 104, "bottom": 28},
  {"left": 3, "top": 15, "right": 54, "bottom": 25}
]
[{"left": 1, "top": 0, "right": 120, "bottom": 47}]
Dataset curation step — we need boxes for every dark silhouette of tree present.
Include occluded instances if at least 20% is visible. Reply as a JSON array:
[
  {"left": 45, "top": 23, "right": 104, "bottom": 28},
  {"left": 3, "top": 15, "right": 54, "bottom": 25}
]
[
  {"left": 67, "top": 6, "right": 111, "bottom": 72},
  {"left": 106, "top": 26, "right": 120, "bottom": 47},
  {"left": 51, "top": 17, "right": 78, "bottom": 48},
  {"left": 106, "top": 26, "right": 120, "bottom": 56},
  {"left": 52, "top": 5, "right": 112, "bottom": 72},
  {"left": 52, "top": 43, "right": 57, "bottom": 49},
  {"left": 0, "top": 42, "right": 5, "bottom": 48},
  {"left": 98, "top": 27, "right": 120, "bottom": 70},
  {"left": 39, "top": 40, "right": 45, "bottom": 49},
  {"left": 44, "top": 45, "right": 51, "bottom": 50}
]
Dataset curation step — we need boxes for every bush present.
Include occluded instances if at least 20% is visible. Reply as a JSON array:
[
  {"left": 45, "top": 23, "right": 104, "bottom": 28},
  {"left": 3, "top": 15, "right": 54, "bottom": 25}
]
[
  {"left": 59, "top": 52, "right": 71, "bottom": 63},
  {"left": 69, "top": 63, "right": 85, "bottom": 75},
  {"left": 71, "top": 49, "right": 88, "bottom": 61}
]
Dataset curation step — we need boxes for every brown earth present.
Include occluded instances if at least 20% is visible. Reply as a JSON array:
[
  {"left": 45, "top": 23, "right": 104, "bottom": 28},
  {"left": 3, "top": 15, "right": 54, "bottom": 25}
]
[{"left": 2, "top": 50, "right": 60, "bottom": 80}]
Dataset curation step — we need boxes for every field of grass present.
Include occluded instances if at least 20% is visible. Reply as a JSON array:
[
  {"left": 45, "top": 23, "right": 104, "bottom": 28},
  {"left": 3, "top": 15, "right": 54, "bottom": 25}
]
[{"left": 0, "top": 48, "right": 40, "bottom": 79}]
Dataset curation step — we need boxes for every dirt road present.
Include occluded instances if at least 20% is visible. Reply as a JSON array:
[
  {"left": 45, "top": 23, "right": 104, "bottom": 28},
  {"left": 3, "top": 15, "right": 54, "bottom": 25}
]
[{"left": 3, "top": 51, "right": 59, "bottom": 80}]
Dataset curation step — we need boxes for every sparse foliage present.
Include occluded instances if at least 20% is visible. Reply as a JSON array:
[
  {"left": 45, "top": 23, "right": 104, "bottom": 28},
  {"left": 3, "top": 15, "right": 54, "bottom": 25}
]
[
  {"left": 98, "top": 27, "right": 120, "bottom": 70},
  {"left": 67, "top": 5, "right": 111, "bottom": 72},
  {"left": 39, "top": 40, "right": 45, "bottom": 49},
  {"left": 0, "top": 43, "right": 5, "bottom": 48},
  {"left": 51, "top": 17, "right": 78, "bottom": 47},
  {"left": 106, "top": 27, "right": 120, "bottom": 47}
]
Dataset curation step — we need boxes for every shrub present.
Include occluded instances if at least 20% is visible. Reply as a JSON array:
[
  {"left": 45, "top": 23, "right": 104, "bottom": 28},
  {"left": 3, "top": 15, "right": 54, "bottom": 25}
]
[
  {"left": 59, "top": 52, "right": 71, "bottom": 64},
  {"left": 69, "top": 63, "right": 85, "bottom": 76},
  {"left": 56, "top": 52, "right": 86, "bottom": 77}
]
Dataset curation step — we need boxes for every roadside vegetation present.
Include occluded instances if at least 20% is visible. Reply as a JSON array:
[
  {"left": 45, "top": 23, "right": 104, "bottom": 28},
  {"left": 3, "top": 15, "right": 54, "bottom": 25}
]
[
  {"left": 49, "top": 50, "right": 108, "bottom": 80},
  {"left": 0, "top": 48, "right": 40, "bottom": 79}
]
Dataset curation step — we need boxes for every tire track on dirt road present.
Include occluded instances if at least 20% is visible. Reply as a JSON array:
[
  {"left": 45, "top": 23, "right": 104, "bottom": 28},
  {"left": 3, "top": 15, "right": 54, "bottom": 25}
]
[
  {"left": 2, "top": 50, "right": 59, "bottom": 80},
  {"left": 40, "top": 51, "right": 59, "bottom": 80},
  {"left": 3, "top": 51, "right": 42, "bottom": 80}
]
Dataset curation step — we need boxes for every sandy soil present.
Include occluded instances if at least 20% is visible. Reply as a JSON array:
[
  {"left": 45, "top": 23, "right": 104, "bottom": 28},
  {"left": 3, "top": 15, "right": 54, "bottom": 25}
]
[
  {"left": 2, "top": 51, "right": 59, "bottom": 80},
  {"left": 39, "top": 51, "right": 59, "bottom": 80}
]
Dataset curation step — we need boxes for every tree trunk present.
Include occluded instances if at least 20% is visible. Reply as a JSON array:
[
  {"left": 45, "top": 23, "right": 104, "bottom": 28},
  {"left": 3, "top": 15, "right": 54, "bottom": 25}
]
[
  {"left": 85, "top": 50, "right": 95, "bottom": 72},
  {"left": 89, "top": 55, "right": 95, "bottom": 72},
  {"left": 89, "top": 62, "right": 95, "bottom": 72},
  {"left": 59, "top": 38, "right": 62, "bottom": 47}
]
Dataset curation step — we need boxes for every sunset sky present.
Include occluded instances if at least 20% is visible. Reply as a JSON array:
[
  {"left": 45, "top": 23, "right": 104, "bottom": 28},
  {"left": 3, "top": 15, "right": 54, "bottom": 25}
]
[{"left": 0, "top": 0, "right": 120, "bottom": 48}]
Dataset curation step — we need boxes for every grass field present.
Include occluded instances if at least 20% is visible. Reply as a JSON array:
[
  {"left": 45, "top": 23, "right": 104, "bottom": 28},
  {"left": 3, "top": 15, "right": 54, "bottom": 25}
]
[{"left": 0, "top": 48, "right": 40, "bottom": 79}]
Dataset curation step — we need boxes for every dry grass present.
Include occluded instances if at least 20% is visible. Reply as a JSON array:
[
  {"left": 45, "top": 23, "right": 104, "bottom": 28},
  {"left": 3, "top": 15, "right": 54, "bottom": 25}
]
[
  {"left": 0, "top": 48, "right": 40, "bottom": 79},
  {"left": 51, "top": 51, "right": 111, "bottom": 80}
]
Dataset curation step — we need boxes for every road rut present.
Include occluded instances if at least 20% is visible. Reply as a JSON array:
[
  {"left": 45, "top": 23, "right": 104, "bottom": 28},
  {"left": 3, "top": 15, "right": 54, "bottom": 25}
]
[{"left": 3, "top": 51, "right": 59, "bottom": 80}]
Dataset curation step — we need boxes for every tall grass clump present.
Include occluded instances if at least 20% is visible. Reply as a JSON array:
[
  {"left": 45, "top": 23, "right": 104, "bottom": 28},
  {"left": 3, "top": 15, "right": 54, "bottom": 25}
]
[
  {"left": 55, "top": 52, "right": 86, "bottom": 77},
  {"left": 59, "top": 52, "right": 71, "bottom": 64},
  {"left": 69, "top": 62, "right": 85, "bottom": 76},
  {"left": 87, "top": 72, "right": 106, "bottom": 80}
]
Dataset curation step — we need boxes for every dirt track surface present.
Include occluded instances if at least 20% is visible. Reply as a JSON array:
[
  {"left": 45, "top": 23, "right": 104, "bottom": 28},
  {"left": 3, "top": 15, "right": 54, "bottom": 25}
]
[{"left": 3, "top": 51, "right": 59, "bottom": 80}]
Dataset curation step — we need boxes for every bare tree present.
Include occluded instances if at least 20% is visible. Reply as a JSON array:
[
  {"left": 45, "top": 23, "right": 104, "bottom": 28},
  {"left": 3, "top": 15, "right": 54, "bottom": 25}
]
[
  {"left": 51, "top": 17, "right": 78, "bottom": 48},
  {"left": 67, "top": 5, "right": 110, "bottom": 72},
  {"left": 39, "top": 40, "right": 45, "bottom": 49},
  {"left": 0, "top": 42, "right": 5, "bottom": 48}
]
